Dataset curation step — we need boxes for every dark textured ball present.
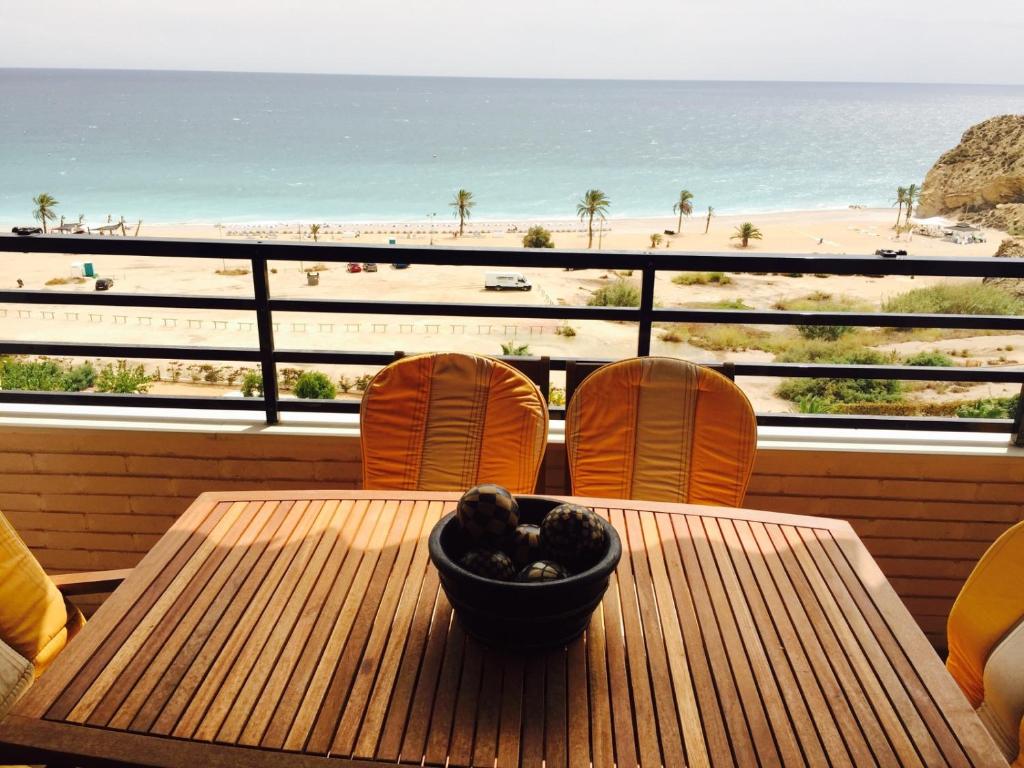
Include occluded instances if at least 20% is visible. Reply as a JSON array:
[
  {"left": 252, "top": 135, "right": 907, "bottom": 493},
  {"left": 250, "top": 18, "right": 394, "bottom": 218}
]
[
  {"left": 510, "top": 523, "right": 543, "bottom": 568},
  {"left": 459, "top": 549, "right": 516, "bottom": 581},
  {"left": 456, "top": 483, "right": 519, "bottom": 545},
  {"left": 539, "top": 504, "right": 608, "bottom": 571},
  {"left": 516, "top": 560, "right": 570, "bottom": 583}
]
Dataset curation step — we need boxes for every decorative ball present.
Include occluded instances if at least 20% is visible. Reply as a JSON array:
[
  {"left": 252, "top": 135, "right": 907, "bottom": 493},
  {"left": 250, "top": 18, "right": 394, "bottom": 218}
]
[
  {"left": 456, "top": 483, "right": 519, "bottom": 545},
  {"left": 459, "top": 549, "right": 516, "bottom": 581},
  {"left": 539, "top": 504, "right": 608, "bottom": 570},
  {"left": 516, "top": 560, "right": 570, "bottom": 583},
  {"left": 510, "top": 523, "right": 543, "bottom": 568}
]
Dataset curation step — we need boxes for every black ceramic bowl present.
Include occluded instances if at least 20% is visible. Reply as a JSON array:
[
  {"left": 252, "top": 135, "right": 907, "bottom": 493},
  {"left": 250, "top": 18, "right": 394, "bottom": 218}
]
[{"left": 428, "top": 495, "right": 621, "bottom": 650}]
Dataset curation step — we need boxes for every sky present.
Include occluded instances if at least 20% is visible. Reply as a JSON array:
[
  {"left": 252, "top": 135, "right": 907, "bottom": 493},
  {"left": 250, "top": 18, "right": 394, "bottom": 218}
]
[{"left": 1, "top": 0, "right": 1022, "bottom": 84}]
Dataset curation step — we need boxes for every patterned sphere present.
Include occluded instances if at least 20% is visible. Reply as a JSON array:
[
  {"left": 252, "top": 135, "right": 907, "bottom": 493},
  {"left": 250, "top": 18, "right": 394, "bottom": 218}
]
[
  {"left": 539, "top": 504, "right": 608, "bottom": 570},
  {"left": 459, "top": 549, "right": 516, "bottom": 581},
  {"left": 510, "top": 523, "right": 543, "bottom": 568},
  {"left": 456, "top": 484, "right": 519, "bottom": 545},
  {"left": 516, "top": 560, "right": 570, "bottom": 583}
]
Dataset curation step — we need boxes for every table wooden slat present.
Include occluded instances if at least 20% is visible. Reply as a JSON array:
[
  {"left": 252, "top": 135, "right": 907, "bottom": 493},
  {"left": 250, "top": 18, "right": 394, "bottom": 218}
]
[{"left": 1, "top": 490, "right": 1006, "bottom": 768}]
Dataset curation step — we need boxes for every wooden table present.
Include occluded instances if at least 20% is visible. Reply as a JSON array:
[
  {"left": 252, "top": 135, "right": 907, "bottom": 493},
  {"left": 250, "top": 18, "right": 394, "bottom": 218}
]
[{"left": 0, "top": 490, "right": 1004, "bottom": 767}]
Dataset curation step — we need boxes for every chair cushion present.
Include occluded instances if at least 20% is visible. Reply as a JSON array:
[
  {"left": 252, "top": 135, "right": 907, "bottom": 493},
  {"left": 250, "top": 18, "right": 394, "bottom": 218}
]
[
  {"left": 0, "top": 511, "right": 85, "bottom": 676},
  {"left": 0, "top": 638, "right": 33, "bottom": 718},
  {"left": 361, "top": 353, "right": 548, "bottom": 493},
  {"left": 976, "top": 620, "right": 1024, "bottom": 763},
  {"left": 947, "top": 520, "right": 1024, "bottom": 707},
  {"left": 566, "top": 357, "right": 756, "bottom": 504}
]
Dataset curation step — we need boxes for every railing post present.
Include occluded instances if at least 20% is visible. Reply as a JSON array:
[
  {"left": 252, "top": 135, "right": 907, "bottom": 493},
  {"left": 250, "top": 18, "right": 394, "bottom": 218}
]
[
  {"left": 251, "top": 256, "right": 280, "bottom": 424},
  {"left": 1013, "top": 383, "right": 1024, "bottom": 447},
  {"left": 637, "top": 261, "right": 656, "bottom": 356}
]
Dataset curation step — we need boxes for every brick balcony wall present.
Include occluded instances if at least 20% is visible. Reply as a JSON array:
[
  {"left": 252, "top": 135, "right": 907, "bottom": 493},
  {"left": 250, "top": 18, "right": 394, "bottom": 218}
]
[{"left": 0, "top": 424, "right": 1021, "bottom": 649}]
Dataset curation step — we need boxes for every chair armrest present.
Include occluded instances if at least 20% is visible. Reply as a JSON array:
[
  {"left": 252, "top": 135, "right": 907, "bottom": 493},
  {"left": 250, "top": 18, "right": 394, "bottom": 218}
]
[{"left": 51, "top": 569, "right": 131, "bottom": 596}]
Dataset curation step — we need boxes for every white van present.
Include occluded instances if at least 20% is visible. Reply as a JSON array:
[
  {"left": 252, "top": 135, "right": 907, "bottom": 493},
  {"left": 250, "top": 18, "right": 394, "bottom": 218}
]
[{"left": 484, "top": 271, "right": 532, "bottom": 291}]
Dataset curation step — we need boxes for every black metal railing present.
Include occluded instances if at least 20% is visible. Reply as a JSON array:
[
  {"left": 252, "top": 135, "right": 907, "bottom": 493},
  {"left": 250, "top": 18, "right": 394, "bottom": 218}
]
[{"left": 1, "top": 232, "right": 1023, "bottom": 442}]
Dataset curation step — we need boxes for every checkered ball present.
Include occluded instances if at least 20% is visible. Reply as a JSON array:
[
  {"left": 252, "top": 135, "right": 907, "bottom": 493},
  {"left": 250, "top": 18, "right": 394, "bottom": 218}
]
[
  {"left": 459, "top": 548, "right": 516, "bottom": 581},
  {"left": 456, "top": 483, "right": 520, "bottom": 545},
  {"left": 510, "top": 523, "right": 543, "bottom": 568},
  {"left": 539, "top": 504, "right": 608, "bottom": 571},
  {"left": 516, "top": 559, "right": 569, "bottom": 583}
]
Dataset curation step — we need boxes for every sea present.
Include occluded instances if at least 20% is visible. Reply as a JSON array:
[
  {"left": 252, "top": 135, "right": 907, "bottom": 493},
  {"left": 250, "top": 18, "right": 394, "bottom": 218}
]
[{"left": 1, "top": 69, "right": 1022, "bottom": 226}]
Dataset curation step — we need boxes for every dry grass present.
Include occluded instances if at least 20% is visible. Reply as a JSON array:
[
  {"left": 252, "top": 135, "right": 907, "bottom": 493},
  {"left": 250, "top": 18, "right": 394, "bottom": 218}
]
[
  {"left": 215, "top": 268, "right": 251, "bottom": 276},
  {"left": 44, "top": 276, "right": 87, "bottom": 286}
]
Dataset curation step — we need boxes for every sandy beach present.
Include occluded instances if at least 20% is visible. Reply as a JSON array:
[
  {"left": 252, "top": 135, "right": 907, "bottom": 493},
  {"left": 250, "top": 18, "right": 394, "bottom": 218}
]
[{"left": 3, "top": 208, "right": 1018, "bottom": 413}]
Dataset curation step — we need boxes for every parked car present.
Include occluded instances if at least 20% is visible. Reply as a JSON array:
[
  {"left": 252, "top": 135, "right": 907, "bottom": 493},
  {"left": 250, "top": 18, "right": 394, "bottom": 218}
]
[
  {"left": 875, "top": 249, "right": 907, "bottom": 258},
  {"left": 346, "top": 262, "right": 362, "bottom": 273},
  {"left": 95, "top": 277, "right": 114, "bottom": 291},
  {"left": 484, "top": 271, "right": 532, "bottom": 291},
  {"left": 391, "top": 263, "right": 410, "bottom": 269},
  {"left": 362, "top": 262, "right": 378, "bottom": 272}
]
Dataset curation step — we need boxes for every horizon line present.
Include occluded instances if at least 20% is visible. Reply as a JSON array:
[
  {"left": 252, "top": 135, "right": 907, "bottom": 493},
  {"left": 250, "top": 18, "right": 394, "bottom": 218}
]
[{"left": 1, "top": 65, "right": 1022, "bottom": 88}]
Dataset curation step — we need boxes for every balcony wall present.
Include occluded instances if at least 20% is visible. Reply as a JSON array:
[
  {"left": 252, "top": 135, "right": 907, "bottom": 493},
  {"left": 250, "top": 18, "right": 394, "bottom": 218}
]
[{"left": 0, "top": 418, "right": 1021, "bottom": 650}]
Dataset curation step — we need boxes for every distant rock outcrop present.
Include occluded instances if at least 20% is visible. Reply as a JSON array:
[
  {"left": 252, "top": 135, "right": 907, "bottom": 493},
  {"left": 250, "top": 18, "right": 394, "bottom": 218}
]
[
  {"left": 917, "top": 115, "right": 1024, "bottom": 231},
  {"left": 983, "top": 238, "right": 1024, "bottom": 297}
]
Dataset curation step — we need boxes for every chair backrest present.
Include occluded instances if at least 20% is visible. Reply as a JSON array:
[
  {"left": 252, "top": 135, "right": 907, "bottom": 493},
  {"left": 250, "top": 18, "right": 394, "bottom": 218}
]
[
  {"left": 565, "top": 356, "right": 757, "bottom": 505},
  {"left": 0, "top": 637, "right": 33, "bottom": 718},
  {"left": 975, "top": 620, "right": 1024, "bottom": 764},
  {"left": 0, "top": 511, "right": 85, "bottom": 677},
  {"left": 947, "top": 520, "right": 1024, "bottom": 707},
  {"left": 360, "top": 352, "right": 549, "bottom": 493}
]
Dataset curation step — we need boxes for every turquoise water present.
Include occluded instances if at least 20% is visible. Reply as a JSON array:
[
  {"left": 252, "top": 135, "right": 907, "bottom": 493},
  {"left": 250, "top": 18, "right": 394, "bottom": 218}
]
[{"left": 1, "top": 69, "right": 1022, "bottom": 224}]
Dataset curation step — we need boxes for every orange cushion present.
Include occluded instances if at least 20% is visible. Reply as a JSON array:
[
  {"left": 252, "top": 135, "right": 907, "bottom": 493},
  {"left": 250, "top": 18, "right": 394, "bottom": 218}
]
[
  {"left": 360, "top": 353, "right": 548, "bottom": 493},
  {"left": 947, "top": 520, "right": 1024, "bottom": 707},
  {"left": 0, "top": 511, "right": 84, "bottom": 676},
  {"left": 566, "top": 357, "right": 756, "bottom": 505}
]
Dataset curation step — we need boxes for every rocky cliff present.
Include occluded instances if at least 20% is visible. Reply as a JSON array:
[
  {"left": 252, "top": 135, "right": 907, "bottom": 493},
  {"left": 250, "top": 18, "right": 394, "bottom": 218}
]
[
  {"left": 983, "top": 238, "right": 1024, "bottom": 297},
  {"left": 916, "top": 115, "right": 1024, "bottom": 231}
]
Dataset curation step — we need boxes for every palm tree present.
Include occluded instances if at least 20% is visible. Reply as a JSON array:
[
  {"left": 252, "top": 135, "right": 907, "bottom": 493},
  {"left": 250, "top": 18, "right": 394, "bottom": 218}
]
[
  {"left": 731, "top": 222, "right": 763, "bottom": 248},
  {"left": 893, "top": 186, "right": 908, "bottom": 230},
  {"left": 32, "top": 193, "right": 59, "bottom": 233},
  {"left": 904, "top": 184, "right": 921, "bottom": 226},
  {"left": 576, "top": 189, "right": 610, "bottom": 249},
  {"left": 450, "top": 189, "right": 475, "bottom": 236},
  {"left": 309, "top": 223, "right": 321, "bottom": 242},
  {"left": 704, "top": 206, "right": 714, "bottom": 234},
  {"left": 672, "top": 190, "right": 694, "bottom": 234}
]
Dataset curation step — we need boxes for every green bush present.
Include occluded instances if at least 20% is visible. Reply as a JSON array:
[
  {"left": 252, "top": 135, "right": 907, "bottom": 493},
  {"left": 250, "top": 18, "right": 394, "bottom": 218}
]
[
  {"left": 777, "top": 376, "right": 903, "bottom": 406},
  {"left": 774, "top": 291, "right": 872, "bottom": 312},
  {"left": 0, "top": 358, "right": 64, "bottom": 391},
  {"left": 956, "top": 394, "right": 1020, "bottom": 419},
  {"left": 685, "top": 298, "right": 752, "bottom": 310},
  {"left": 548, "top": 385, "right": 566, "bottom": 407},
  {"left": 61, "top": 362, "right": 96, "bottom": 391},
  {"left": 672, "top": 271, "right": 732, "bottom": 286},
  {"left": 554, "top": 324, "right": 577, "bottom": 337},
  {"left": 95, "top": 361, "right": 152, "bottom": 394},
  {"left": 772, "top": 341, "right": 890, "bottom": 365},
  {"left": 685, "top": 324, "right": 771, "bottom": 351},
  {"left": 796, "top": 324, "right": 853, "bottom": 341},
  {"left": 500, "top": 342, "right": 531, "bottom": 356},
  {"left": 522, "top": 226, "right": 554, "bottom": 248},
  {"left": 354, "top": 374, "right": 374, "bottom": 391},
  {"left": 903, "top": 350, "right": 954, "bottom": 367},
  {"left": 588, "top": 280, "right": 640, "bottom": 307},
  {"left": 882, "top": 282, "right": 1024, "bottom": 315},
  {"left": 241, "top": 371, "right": 263, "bottom": 397},
  {"left": 294, "top": 371, "right": 337, "bottom": 399}
]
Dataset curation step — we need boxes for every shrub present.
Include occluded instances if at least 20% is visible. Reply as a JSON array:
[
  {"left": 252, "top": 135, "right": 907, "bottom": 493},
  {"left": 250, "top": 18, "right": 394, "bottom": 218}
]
[
  {"left": 797, "top": 324, "right": 853, "bottom": 341},
  {"left": 548, "top": 386, "right": 566, "bottom": 407},
  {"left": 649, "top": 233, "right": 663, "bottom": 248},
  {"left": 904, "top": 350, "right": 954, "bottom": 367},
  {"left": 354, "top": 374, "right": 374, "bottom": 391},
  {"left": 61, "top": 362, "right": 96, "bottom": 391},
  {"left": 500, "top": 342, "right": 531, "bottom": 356},
  {"left": 522, "top": 226, "right": 554, "bottom": 248},
  {"left": 95, "top": 361, "right": 152, "bottom": 393},
  {"left": 672, "top": 271, "right": 732, "bottom": 286},
  {"left": 685, "top": 298, "right": 752, "bottom": 310},
  {"left": 772, "top": 340, "right": 891, "bottom": 365},
  {"left": 554, "top": 324, "right": 576, "bottom": 337},
  {"left": 337, "top": 375, "right": 354, "bottom": 393},
  {"left": 294, "top": 371, "right": 337, "bottom": 399},
  {"left": 685, "top": 324, "right": 770, "bottom": 351},
  {"left": 774, "top": 291, "right": 872, "bottom": 312},
  {"left": 588, "top": 280, "right": 640, "bottom": 307},
  {"left": 956, "top": 394, "right": 1020, "bottom": 419},
  {"left": 796, "top": 395, "right": 832, "bottom": 413},
  {"left": 241, "top": 371, "right": 263, "bottom": 397},
  {"left": 0, "top": 358, "right": 96, "bottom": 392},
  {"left": 776, "top": 376, "right": 903, "bottom": 406},
  {"left": 882, "top": 282, "right": 1024, "bottom": 315},
  {"left": 215, "top": 268, "right": 251, "bottom": 276},
  {"left": 659, "top": 328, "right": 685, "bottom": 343}
]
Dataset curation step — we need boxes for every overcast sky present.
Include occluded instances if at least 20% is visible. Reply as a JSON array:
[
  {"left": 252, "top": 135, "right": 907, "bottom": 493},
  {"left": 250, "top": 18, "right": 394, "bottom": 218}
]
[{"left": 2, "top": 0, "right": 1022, "bottom": 84}]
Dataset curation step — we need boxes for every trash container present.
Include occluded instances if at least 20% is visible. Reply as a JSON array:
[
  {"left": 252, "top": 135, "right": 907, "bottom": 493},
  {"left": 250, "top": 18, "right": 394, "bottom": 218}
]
[
  {"left": 307, "top": 272, "right": 320, "bottom": 286},
  {"left": 388, "top": 238, "right": 397, "bottom": 246},
  {"left": 83, "top": 262, "right": 95, "bottom": 277}
]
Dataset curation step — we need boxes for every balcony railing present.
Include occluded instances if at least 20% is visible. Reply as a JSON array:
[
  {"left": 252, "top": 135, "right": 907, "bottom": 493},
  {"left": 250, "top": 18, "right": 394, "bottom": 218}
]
[{"left": 1, "top": 232, "right": 1023, "bottom": 442}]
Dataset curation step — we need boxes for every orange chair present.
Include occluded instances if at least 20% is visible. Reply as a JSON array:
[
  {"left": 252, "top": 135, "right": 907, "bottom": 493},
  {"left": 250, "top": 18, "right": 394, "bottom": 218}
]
[
  {"left": 565, "top": 357, "right": 756, "bottom": 505},
  {"left": 360, "top": 352, "right": 548, "bottom": 493},
  {"left": 946, "top": 520, "right": 1024, "bottom": 765}
]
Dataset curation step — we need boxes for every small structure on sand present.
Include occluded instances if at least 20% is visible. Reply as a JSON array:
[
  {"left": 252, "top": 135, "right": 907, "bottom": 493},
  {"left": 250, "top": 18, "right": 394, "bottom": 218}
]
[{"left": 944, "top": 222, "right": 986, "bottom": 245}]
